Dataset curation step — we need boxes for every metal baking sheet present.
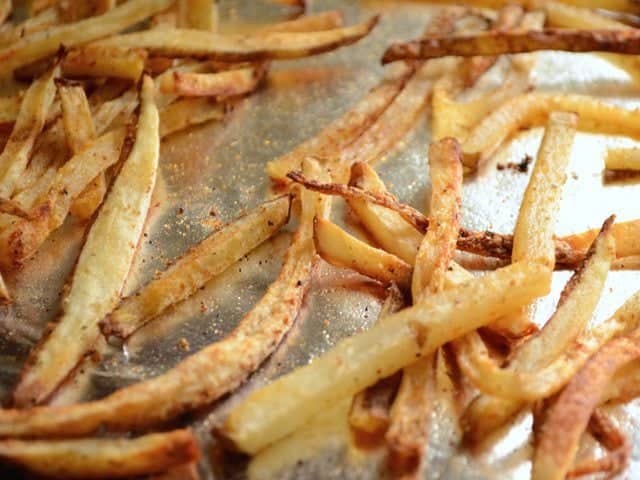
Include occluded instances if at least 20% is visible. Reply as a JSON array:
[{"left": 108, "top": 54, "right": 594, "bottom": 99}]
[{"left": 2, "top": 1, "right": 640, "bottom": 479}]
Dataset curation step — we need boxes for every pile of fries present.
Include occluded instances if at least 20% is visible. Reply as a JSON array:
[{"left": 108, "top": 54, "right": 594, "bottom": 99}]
[{"left": 2, "top": 0, "right": 640, "bottom": 478}]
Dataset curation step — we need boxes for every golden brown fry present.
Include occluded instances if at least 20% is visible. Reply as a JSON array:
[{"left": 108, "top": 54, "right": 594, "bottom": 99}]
[
  {"left": 561, "top": 219, "right": 640, "bottom": 259},
  {"left": 164, "top": 64, "right": 267, "bottom": 98},
  {"left": 177, "top": 0, "right": 216, "bottom": 31},
  {"left": 0, "top": 95, "right": 22, "bottom": 129},
  {"left": 462, "top": 93, "right": 640, "bottom": 169},
  {"left": 605, "top": 147, "right": 640, "bottom": 171},
  {"left": 0, "top": 0, "right": 174, "bottom": 76},
  {"left": 94, "top": 17, "right": 378, "bottom": 61},
  {"left": 258, "top": 10, "right": 343, "bottom": 34},
  {"left": 221, "top": 261, "right": 550, "bottom": 454},
  {"left": 266, "top": 70, "right": 410, "bottom": 183},
  {"left": 532, "top": 337, "right": 640, "bottom": 480},
  {"left": 101, "top": 196, "right": 291, "bottom": 340},
  {"left": 159, "top": 97, "right": 226, "bottom": 138},
  {"left": 12, "top": 77, "right": 158, "bottom": 407},
  {"left": 313, "top": 217, "right": 412, "bottom": 289},
  {"left": 62, "top": 46, "right": 147, "bottom": 82},
  {"left": 382, "top": 28, "right": 640, "bottom": 64},
  {"left": 0, "top": 429, "right": 200, "bottom": 479},
  {"left": 0, "top": 66, "right": 57, "bottom": 200}
]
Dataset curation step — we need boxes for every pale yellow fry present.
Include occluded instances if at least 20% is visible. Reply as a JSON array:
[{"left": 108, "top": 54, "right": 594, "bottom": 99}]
[
  {"left": 12, "top": 166, "right": 56, "bottom": 211},
  {"left": 93, "top": 88, "right": 139, "bottom": 135},
  {"left": 167, "top": 66, "right": 265, "bottom": 98},
  {"left": 0, "top": 66, "right": 57, "bottom": 199},
  {"left": 0, "top": 0, "right": 174, "bottom": 76},
  {"left": 540, "top": 0, "right": 640, "bottom": 84},
  {"left": 605, "top": 147, "right": 640, "bottom": 171},
  {"left": 258, "top": 10, "right": 343, "bottom": 34},
  {"left": 0, "top": 159, "right": 331, "bottom": 439},
  {"left": 0, "top": 429, "right": 199, "bottom": 479},
  {"left": 94, "top": 17, "right": 378, "bottom": 61},
  {"left": 0, "top": 6, "right": 60, "bottom": 49},
  {"left": 12, "top": 77, "right": 158, "bottom": 407},
  {"left": 462, "top": 93, "right": 640, "bottom": 169},
  {"left": 313, "top": 217, "right": 412, "bottom": 289},
  {"left": 101, "top": 196, "right": 291, "bottom": 340},
  {"left": 602, "top": 358, "right": 640, "bottom": 404},
  {"left": 561, "top": 219, "right": 640, "bottom": 258},
  {"left": 178, "top": 0, "right": 216, "bottom": 31},
  {"left": 159, "top": 97, "right": 226, "bottom": 138},
  {"left": 222, "top": 261, "right": 551, "bottom": 454},
  {"left": 62, "top": 46, "right": 147, "bottom": 82}
]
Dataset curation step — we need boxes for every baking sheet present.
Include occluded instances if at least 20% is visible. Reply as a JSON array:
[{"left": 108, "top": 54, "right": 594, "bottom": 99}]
[{"left": 2, "top": 1, "right": 640, "bottom": 478}]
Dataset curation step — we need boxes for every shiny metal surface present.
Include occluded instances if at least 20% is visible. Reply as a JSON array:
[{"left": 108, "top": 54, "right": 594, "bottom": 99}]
[{"left": 1, "top": 1, "right": 640, "bottom": 479}]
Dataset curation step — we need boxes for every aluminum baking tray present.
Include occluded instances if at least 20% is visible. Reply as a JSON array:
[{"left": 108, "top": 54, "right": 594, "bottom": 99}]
[{"left": 2, "top": 1, "right": 640, "bottom": 479}]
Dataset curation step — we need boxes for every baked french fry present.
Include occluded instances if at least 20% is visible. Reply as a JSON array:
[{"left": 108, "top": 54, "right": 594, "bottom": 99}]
[
  {"left": 221, "top": 261, "right": 550, "bottom": 454},
  {"left": 177, "top": 0, "right": 216, "bottom": 31},
  {"left": 313, "top": 217, "right": 412, "bottom": 289},
  {"left": 0, "top": 6, "right": 60, "bottom": 49},
  {"left": 0, "top": 270, "right": 10, "bottom": 304},
  {"left": 62, "top": 46, "right": 147, "bottom": 82},
  {"left": 93, "top": 87, "right": 139, "bottom": 134},
  {"left": 605, "top": 147, "right": 640, "bottom": 171},
  {"left": 532, "top": 337, "right": 640, "bottom": 480},
  {"left": 0, "top": 65, "right": 57, "bottom": 199},
  {"left": 0, "top": 429, "right": 200, "bottom": 479},
  {"left": 94, "top": 17, "right": 379, "bottom": 61},
  {"left": 101, "top": 196, "right": 291, "bottom": 340},
  {"left": 0, "top": 94, "right": 22, "bottom": 129},
  {"left": 159, "top": 97, "right": 226, "bottom": 138},
  {"left": 12, "top": 77, "right": 158, "bottom": 407},
  {"left": 163, "top": 64, "right": 266, "bottom": 98},
  {"left": 561, "top": 218, "right": 640, "bottom": 259},
  {"left": 0, "top": 0, "right": 174, "bottom": 76},
  {"left": 258, "top": 10, "right": 343, "bottom": 34}
]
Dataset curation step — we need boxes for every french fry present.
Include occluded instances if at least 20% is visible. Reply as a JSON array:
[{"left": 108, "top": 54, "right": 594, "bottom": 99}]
[
  {"left": 605, "top": 147, "right": 640, "bottom": 171},
  {"left": 602, "top": 357, "right": 640, "bottom": 403},
  {"left": 561, "top": 218, "right": 640, "bottom": 259},
  {"left": 159, "top": 97, "right": 226, "bottom": 138},
  {"left": 221, "top": 261, "right": 551, "bottom": 454},
  {"left": 0, "top": 159, "right": 330, "bottom": 437},
  {"left": 62, "top": 46, "right": 147, "bottom": 82},
  {"left": 0, "top": 0, "right": 174, "bottom": 76},
  {"left": 94, "top": 17, "right": 379, "bottom": 61},
  {"left": 0, "top": 6, "right": 60, "bottom": 49},
  {"left": 0, "top": 429, "right": 200, "bottom": 479},
  {"left": 11, "top": 77, "right": 158, "bottom": 407},
  {"left": 0, "top": 65, "right": 57, "bottom": 199},
  {"left": 258, "top": 10, "right": 343, "bottom": 34},
  {"left": 0, "top": 197, "right": 38, "bottom": 220},
  {"left": 101, "top": 195, "right": 292, "bottom": 340},
  {"left": 492, "top": 112, "right": 576, "bottom": 337},
  {"left": 266, "top": 70, "right": 410, "bottom": 183},
  {"left": 462, "top": 93, "right": 640, "bottom": 169},
  {"left": 177, "top": 0, "right": 216, "bottom": 31},
  {"left": 532, "top": 336, "right": 640, "bottom": 480},
  {"left": 0, "top": 94, "right": 22, "bottom": 129},
  {"left": 313, "top": 217, "right": 412, "bottom": 289},
  {"left": 0, "top": 0, "right": 9, "bottom": 26},
  {"left": 0, "top": 269, "right": 10, "bottom": 304},
  {"left": 58, "top": 82, "right": 107, "bottom": 221},
  {"left": 427, "top": 0, "right": 640, "bottom": 12},
  {"left": 164, "top": 64, "right": 267, "bottom": 98},
  {"left": 382, "top": 28, "right": 640, "bottom": 64},
  {"left": 93, "top": 87, "right": 139, "bottom": 134}
]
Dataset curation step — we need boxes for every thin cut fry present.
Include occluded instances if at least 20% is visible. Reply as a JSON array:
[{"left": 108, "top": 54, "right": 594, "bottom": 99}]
[
  {"left": 313, "top": 217, "right": 412, "bottom": 289},
  {"left": 0, "top": 65, "right": 57, "bottom": 199},
  {"left": 382, "top": 28, "right": 640, "bottom": 63},
  {"left": 0, "top": 0, "right": 174, "bottom": 76},
  {"left": 94, "top": 17, "right": 379, "bottom": 61},
  {"left": 62, "top": 46, "right": 147, "bottom": 82},
  {"left": 101, "top": 196, "right": 292, "bottom": 340},
  {"left": 605, "top": 147, "right": 640, "bottom": 171},
  {"left": 462, "top": 93, "right": 640, "bottom": 169},
  {"left": 0, "top": 429, "right": 200, "bottom": 479},
  {"left": 0, "top": 159, "right": 330, "bottom": 438},
  {"left": 266, "top": 70, "right": 410, "bottom": 183},
  {"left": 221, "top": 261, "right": 550, "bottom": 454},
  {"left": 159, "top": 97, "right": 226, "bottom": 138},
  {"left": 532, "top": 337, "right": 640, "bottom": 480},
  {"left": 561, "top": 219, "right": 640, "bottom": 259},
  {"left": 0, "top": 7, "right": 60, "bottom": 49},
  {"left": 178, "top": 0, "right": 216, "bottom": 31},
  {"left": 258, "top": 10, "right": 343, "bottom": 34},
  {"left": 165, "top": 64, "right": 267, "bottom": 98},
  {"left": 12, "top": 77, "right": 158, "bottom": 407}
]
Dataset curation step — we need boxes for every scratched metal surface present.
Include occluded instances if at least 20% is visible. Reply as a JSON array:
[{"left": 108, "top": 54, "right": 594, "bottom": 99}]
[{"left": 1, "top": 1, "right": 640, "bottom": 479}]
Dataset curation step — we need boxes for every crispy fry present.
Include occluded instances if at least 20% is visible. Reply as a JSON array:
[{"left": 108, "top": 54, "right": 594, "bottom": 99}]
[
  {"left": 0, "top": 0, "right": 174, "bottom": 76},
  {"left": 266, "top": 70, "right": 410, "bottom": 183},
  {"left": 382, "top": 28, "right": 640, "bottom": 64},
  {"left": 221, "top": 261, "right": 550, "bottom": 454},
  {"left": 62, "top": 46, "right": 147, "bottom": 82},
  {"left": 12, "top": 77, "right": 158, "bottom": 407},
  {"left": 605, "top": 147, "right": 640, "bottom": 171},
  {"left": 258, "top": 10, "right": 343, "bottom": 34},
  {"left": 0, "top": 429, "right": 200, "bottom": 479},
  {"left": 532, "top": 337, "right": 640, "bottom": 480},
  {"left": 0, "top": 159, "right": 330, "bottom": 437},
  {"left": 159, "top": 97, "right": 226, "bottom": 138},
  {"left": 178, "top": 0, "right": 216, "bottom": 31},
  {"left": 462, "top": 93, "right": 640, "bottom": 169},
  {"left": 101, "top": 196, "right": 291, "bottom": 340},
  {"left": 561, "top": 219, "right": 640, "bottom": 259},
  {"left": 164, "top": 64, "right": 267, "bottom": 98},
  {"left": 0, "top": 66, "right": 57, "bottom": 199},
  {"left": 94, "top": 17, "right": 379, "bottom": 61},
  {"left": 313, "top": 217, "right": 412, "bottom": 289}
]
